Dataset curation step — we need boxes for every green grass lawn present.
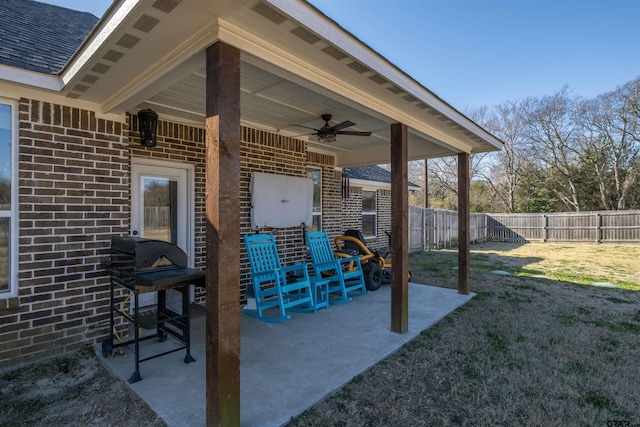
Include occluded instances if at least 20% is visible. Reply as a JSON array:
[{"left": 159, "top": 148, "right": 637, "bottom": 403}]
[{"left": 288, "top": 242, "right": 640, "bottom": 426}]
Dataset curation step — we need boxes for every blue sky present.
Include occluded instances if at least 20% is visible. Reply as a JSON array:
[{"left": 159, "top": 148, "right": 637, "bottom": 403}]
[{"left": 39, "top": 0, "right": 640, "bottom": 111}]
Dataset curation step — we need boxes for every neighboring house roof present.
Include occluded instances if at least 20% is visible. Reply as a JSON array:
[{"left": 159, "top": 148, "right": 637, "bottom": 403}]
[
  {"left": 342, "top": 165, "right": 421, "bottom": 190},
  {"left": 0, "top": 0, "right": 99, "bottom": 74}
]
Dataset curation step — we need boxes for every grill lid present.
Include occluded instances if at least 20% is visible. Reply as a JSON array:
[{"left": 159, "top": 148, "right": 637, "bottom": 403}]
[{"left": 110, "top": 236, "right": 188, "bottom": 270}]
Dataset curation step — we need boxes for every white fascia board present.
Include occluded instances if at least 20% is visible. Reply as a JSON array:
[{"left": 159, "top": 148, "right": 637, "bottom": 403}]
[
  {"left": 0, "top": 80, "right": 124, "bottom": 121},
  {"left": 348, "top": 178, "right": 421, "bottom": 191},
  {"left": 218, "top": 21, "right": 474, "bottom": 154},
  {"left": 0, "top": 65, "right": 62, "bottom": 91},
  {"left": 60, "top": 0, "right": 141, "bottom": 86},
  {"left": 265, "top": 0, "right": 501, "bottom": 151}
]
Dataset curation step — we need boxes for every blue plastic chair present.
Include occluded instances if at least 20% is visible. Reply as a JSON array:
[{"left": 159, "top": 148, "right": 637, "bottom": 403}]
[
  {"left": 243, "top": 233, "right": 315, "bottom": 322},
  {"left": 305, "top": 231, "right": 369, "bottom": 303}
]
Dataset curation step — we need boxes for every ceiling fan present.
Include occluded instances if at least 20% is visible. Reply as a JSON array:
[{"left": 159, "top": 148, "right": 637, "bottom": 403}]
[{"left": 292, "top": 114, "right": 372, "bottom": 142}]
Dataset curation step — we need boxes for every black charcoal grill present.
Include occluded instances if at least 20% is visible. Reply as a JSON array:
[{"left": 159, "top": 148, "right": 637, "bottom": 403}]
[{"left": 102, "top": 236, "right": 205, "bottom": 383}]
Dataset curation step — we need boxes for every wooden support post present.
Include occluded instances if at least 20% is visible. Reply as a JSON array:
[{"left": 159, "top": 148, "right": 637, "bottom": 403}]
[
  {"left": 423, "top": 159, "right": 429, "bottom": 251},
  {"left": 457, "top": 152, "right": 470, "bottom": 295},
  {"left": 205, "top": 41, "right": 241, "bottom": 426},
  {"left": 390, "top": 123, "right": 408, "bottom": 333},
  {"left": 423, "top": 159, "right": 429, "bottom": 209}
]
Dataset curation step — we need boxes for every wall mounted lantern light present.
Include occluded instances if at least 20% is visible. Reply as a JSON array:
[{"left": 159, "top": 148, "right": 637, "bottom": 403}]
[{"left": 137, "top": 109, "right": 158, "bottom": 147}]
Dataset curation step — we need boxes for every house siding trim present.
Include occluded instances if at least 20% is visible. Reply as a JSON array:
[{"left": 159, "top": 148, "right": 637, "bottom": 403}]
[{"left": 0, "top": 96, "right": 19, "bottom": 301}]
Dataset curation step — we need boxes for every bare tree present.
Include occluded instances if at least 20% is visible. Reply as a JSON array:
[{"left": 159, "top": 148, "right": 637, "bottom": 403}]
[
  {"left": 472, "top": 101, "right": 529, "bottom": 212},
  {"left": 580, "top": 77, "right": 640, "bottom": 209},
  {"left": 523, "top": 87, "right": 583, "bottom": 211},
  {"left": 426, "top": 152, "right": 489, "bottom": 210}
]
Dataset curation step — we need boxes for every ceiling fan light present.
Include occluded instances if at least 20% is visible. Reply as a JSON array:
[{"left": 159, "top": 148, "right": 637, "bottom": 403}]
[{"left": 325, "top": 134, "right": 336, "bottom": 143}]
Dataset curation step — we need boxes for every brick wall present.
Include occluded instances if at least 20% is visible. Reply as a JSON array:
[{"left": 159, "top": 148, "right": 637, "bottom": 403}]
[
  {"left": 341, "top": 186, "right": 362, "bottom": 233},
  {"left": 340, "top": 187, "right": 392, "bottom": 252},
  {"left": 374, "top": 189, "right": 392, "bottom": 251},
  {"left": 0, "top": 99, "right": 129, "bottom": 370}
]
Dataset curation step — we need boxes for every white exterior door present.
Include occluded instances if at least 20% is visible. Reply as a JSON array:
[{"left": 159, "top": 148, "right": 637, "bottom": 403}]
[{"left": 131, "top": 159, "right": 194, "bottom": 307}]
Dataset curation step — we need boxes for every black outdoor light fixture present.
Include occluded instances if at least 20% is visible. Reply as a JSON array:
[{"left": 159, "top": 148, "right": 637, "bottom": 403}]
[{"left": 137, "top": 109, "right": 158, "bottom": 147}]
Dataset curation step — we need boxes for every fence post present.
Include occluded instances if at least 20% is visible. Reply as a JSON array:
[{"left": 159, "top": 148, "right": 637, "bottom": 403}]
[
  {"left": 435, "top": 210, "right": 439, "bottom": 249},
  {"left": 543, "top": 214, "right": 548, "bottom": 242},
  {"left": 422, "top": 208, "right": 426, "bottom": 251},
  {"left": 486, "top": 214, "right": 490, "bottom": 241},
  {"left": 595, "top": 212, "right": 601, "bottom": 243}
]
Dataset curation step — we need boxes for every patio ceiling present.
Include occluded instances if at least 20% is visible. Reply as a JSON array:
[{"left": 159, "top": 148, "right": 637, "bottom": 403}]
[{"left": 57, "top": 0, "right": 502, "bottom": 167}]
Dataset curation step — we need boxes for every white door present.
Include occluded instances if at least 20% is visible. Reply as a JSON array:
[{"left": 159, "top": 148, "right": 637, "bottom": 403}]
[{"left": 131, "top": 159, "right": 194, "bottom": 307}]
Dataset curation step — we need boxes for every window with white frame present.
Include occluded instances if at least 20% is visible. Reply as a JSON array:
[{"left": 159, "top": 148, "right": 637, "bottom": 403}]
[
  {"left": 0, "top": 100, "right": 16, "bottom": 297},
  {"left": 362, "top": 190, "right": 377, "bottom": 238},
  {"left": 306, "top": 168, "right": 322, "bottom": 231}
]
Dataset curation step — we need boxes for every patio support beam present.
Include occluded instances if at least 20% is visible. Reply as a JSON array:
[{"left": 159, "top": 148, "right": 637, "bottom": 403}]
[
  {"left": 424, "top": 159, "right": 429, "bottom": 208},
  {"left": 457, "top": 152, "right": 471, "bottom": 294},
  {"left": 390, "top": 122, "right": 409, "bottom": 334},
  {"left": 205, "top": 41, "right": 241, "bottom": 426}
]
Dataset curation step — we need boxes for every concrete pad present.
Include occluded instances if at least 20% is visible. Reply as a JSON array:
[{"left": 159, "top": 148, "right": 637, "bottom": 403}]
[{"left": 98, "top": 283, "right": 474, "bottom": 427}]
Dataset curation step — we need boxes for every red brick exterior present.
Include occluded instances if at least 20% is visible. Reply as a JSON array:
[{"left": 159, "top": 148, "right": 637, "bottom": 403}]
[
  {"left": 375, "top": 189, "right": 392, "bottom": 250},
  {"left": 341, "top": 187, "right": 392, "bottom": 252},
  {"left": 0, "top": 99, "right": 129, "bottom": 369}
]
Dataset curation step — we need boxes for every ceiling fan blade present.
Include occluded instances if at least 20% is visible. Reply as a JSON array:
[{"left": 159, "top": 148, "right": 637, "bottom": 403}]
[
  {"left": 289, "top": 132, "right": 317, "bottom": 137},
  {"left": 336, "top": 130, "right": 372, "bottom": 136},
  {"left": 330, "top": 120, "right": 356, "bottom": 131},
  {"left": 289, "top": 124, "right": 320, "bottom": 131}
]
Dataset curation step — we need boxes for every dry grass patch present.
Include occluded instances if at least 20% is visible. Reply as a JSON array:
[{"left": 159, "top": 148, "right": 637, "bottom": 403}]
[
  {"left": 288, "top": 242, "right": 640, "bottom": 426},
  {"left": 0, "top": 347, "right": 166, "bottom": 427}
]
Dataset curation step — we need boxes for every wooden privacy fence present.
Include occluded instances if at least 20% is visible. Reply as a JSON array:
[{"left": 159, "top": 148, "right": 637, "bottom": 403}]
[
  {"left": 144, "top": 206, "right": 171, "bottom": 229},
  {"left": 409, "top": 207, "right": 486, "bottom": 251},
  {"left": 408, "top": 208, "right": 640, "bottom": 251},
  {"left": 486, "top": 211, "right": 640, "bottom": 243}
]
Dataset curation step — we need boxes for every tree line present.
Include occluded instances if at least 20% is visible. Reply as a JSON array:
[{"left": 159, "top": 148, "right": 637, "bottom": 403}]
[{"left": 412, "top": 76, "right": 640, "bottom": 213}]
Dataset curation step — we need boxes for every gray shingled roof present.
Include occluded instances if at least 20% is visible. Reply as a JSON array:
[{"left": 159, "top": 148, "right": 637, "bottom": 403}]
[
  {"left": 342, "top": 165, "right": 420, "bottom": 188},
  {"left": 0, "top": 0, "right": 99, "bottom": 74}
]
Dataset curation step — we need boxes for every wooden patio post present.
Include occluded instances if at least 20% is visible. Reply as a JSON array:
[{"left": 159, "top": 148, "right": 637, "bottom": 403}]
[
  {"left": 424, "top": 158, "right": 428, "bottom": 208},
  {"left": 205, "top": 41, "right": 241, "bottom": 426},
  {"left": 457, "top": 152, "right": 471, "bottom": 294},
  {"left": 390, "top": 123, "right": 409, "bottom": 333}
]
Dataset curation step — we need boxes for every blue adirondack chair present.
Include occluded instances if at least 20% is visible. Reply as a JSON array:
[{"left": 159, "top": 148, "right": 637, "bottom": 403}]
[
  {"left": 243, "top": 233, "right": 315, "bottom": 322},
  {"left": 305, "top": 231, "right": 369, "bottom": 303}
]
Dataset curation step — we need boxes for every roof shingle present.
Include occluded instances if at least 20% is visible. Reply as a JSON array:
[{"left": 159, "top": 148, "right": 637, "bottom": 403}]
[
  {"left": 342, "top": 165, "right": 420, "bottom": 188},
  {"left": 0, "top": 0, "right": 99, "bottom": 74}
]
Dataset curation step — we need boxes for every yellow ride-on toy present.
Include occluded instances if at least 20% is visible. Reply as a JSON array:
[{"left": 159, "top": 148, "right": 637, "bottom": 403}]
[{"left": 334, "top": 229, "right": 392, "bottom": 291}]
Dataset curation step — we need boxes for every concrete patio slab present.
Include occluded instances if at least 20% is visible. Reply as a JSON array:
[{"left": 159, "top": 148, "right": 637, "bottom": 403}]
[{"left": 97, "top": 283, "right": 474, "bottom": 427}]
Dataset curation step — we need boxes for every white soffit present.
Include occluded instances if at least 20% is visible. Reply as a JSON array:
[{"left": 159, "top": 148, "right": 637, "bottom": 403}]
[
  {"left": 218, "top": 19, "right": 476, "bottom": 155},
  {"left": 264, "top": 0, "right": 502, "bottom": 151}
]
